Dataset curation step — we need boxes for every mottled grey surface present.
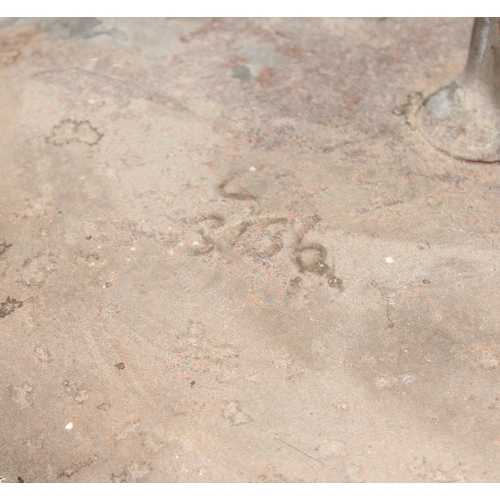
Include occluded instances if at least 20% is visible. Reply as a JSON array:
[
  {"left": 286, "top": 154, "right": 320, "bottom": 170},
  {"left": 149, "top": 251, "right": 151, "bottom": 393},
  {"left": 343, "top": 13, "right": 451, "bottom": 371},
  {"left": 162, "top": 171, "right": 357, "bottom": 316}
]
[{"left": 1, "top": 18, "right": 499, "bottom": 482}]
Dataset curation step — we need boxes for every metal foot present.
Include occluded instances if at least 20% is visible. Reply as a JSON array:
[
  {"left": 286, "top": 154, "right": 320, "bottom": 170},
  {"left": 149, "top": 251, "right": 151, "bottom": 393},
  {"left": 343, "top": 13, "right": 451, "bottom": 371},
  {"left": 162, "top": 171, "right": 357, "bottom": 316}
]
[{"left": 417, "top": 18, "right": 500, "bottom": 162}]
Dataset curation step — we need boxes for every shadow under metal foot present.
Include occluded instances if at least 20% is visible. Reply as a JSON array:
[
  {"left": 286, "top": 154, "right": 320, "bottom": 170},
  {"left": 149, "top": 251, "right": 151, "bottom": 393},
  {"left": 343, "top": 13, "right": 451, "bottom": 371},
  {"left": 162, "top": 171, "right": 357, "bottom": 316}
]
[{"left": 417, "top": 18, "right": 500, "bottom": 162}]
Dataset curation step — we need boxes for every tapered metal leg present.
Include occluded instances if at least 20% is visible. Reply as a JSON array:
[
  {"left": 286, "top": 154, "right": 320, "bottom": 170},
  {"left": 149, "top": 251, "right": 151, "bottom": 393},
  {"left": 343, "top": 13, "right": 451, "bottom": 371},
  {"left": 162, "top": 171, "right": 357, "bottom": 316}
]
[{"left": 417, "top": 18, "right": 500, "bottom": 162}]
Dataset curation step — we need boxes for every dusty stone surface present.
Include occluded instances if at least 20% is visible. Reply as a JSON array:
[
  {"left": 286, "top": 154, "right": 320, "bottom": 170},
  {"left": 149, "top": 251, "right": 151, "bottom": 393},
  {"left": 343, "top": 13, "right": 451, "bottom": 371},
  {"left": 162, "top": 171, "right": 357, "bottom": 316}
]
[{"left": 0, "top": 17, "right": 499, "bottom": 482}]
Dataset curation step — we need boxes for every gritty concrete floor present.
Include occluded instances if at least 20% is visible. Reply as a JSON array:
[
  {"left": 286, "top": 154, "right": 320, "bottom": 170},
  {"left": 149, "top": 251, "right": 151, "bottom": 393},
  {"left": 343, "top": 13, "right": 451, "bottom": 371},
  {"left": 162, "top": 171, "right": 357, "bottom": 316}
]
[{"left": 0, "top": 17, "right": 499, "bottom": 483}]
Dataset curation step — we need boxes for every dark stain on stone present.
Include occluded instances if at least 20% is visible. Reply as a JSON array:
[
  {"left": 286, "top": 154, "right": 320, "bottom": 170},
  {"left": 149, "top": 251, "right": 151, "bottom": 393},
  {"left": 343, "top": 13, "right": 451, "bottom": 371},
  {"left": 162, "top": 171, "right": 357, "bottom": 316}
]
[
  {"left": 0, "top": 296, "right": 23, "bottom": 319},
  {"left": 328, "top": 276, "right": 343, "bottom": 289},
  {"left": 0, "top": 242, "right": 12, "bottom": 256},
  {"left": 115, "top": 362, "right": 125, "bottom": 370},
  {"left": 37, "top": 18, "right": 104, "bottom": 40},
  {"left": 293, "top": 243, "right": 329, "bottom": 275},
  {"left": 218, "top": 174, "right": 257, "bottom": 201},
  {"left": 57, "top": 456, "right": 99, "bottom": 479},
  {"left": 206, "top": 213, "right": 226, "bottom": 227},
  {"left": 291, "top": 222, "right": 343, "bottom": 288},
  {"left": 46, "top": 119, "right": 103, "bottom": 146},
  {"left": 231, "top": 64, "right": 253, "bottom": 83},
  {"left": 287, "top": 276, "right": 302, "bottom": 295}
]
